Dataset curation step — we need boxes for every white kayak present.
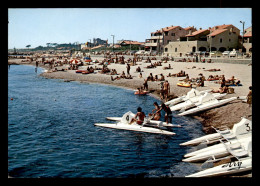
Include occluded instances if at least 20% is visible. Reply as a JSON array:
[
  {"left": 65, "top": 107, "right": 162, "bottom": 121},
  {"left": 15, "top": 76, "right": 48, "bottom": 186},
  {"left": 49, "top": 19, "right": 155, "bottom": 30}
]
[
  {"left": 170, "top": 93, "right": 227, "bottom": 112},
  {"left": 106, "top": 116, "right": 181, "bottom": 128},
  {"left": 165, "top": 88, "right": 212, "bottom": 106},
  {"left": 178, "top": 92, "right": 237, "bottom": 116},
  {"left": 180, "top": 117, "right": 252, "bottom": 146},
  {"left": 186, "top": 157, "right": 252, "bottom": 177},
  {"left": 182, "top": 136, "right": 251, "bottom": 162},
  {"left": 95, "top": 111, "right": 176, "bottom": 135}
]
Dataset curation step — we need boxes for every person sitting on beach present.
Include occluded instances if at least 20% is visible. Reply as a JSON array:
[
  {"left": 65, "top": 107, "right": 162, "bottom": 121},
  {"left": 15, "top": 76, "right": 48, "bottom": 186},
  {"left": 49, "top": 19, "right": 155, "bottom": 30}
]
[
  {"left": 130, "top": 107, "right": 146, "bottom": 125},
  {"left": 149, "top": 102, "right": 161, "bottom": 121},
  {"left": 148, "top": 73, "right": 154, "bottom": 81},
  {"left": 120, "top": 71, "right": 126, "bottom": 78},
  {"left": 163, "top": 64, "right": 172, "bottom": 70},
  {"left": 111, "top": 76, "right": 121, "bottom": 81},
  {"left": 159, "top": 74, "right": 165, "bottom": 81},
  {"left": 227, "top": 76, "right": 236, "bottom": 84},
  {"left": 167, "top": 73, "right": 172, "bottom": 77},
  {"left": 146, "top": 63, "right": 156, "bottom": 68},
  {"left": 197, "top": 76, "right": 205, "bottom": 87},
  {"left": 184, "top": 74, "right": 190, "bottom": 82},
  {"left": 212, "top": 85, "right": 228, "bottom": 93},
  {"left": 125, "top": 74, "right": 133, "bottom": 79},
  {"left": 136, "top": 66, "right": 141, "bottom": 72},
  {"left": 154, "top": 75, "right": 159, "bottom": 81}
]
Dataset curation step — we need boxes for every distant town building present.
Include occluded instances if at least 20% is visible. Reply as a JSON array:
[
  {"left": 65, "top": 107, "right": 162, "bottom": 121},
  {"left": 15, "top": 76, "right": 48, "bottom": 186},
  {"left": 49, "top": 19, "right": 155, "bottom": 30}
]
[
  {"left": 93, "top": 38, "right": 107, "bottom": 46},
  {"left": 119, "top": 40, "right": 145, "bottom": 49}
]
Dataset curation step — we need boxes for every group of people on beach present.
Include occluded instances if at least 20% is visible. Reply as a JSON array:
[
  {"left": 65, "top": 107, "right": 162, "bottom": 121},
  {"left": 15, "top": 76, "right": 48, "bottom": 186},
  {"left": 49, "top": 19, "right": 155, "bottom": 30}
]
[{"left": 130, "top": 102, "right": 173, "bottom": 125}]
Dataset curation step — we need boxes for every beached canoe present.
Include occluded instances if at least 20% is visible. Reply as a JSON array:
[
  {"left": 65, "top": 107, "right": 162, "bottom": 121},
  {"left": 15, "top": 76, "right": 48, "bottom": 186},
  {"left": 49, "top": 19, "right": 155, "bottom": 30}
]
[
  {"left": 178, "top": 92, "right": 237, "bottom": 116},
  {"left": 170, "top": 93, "right": 227, "bottom": 111},
  {"left": 179, "top": 117, "right": 252, "bottom": 146},
  {"left": 177, "top": 82, "right": 192, "bottom": 88},
  {"left": 186, "top": 157, "right": 251, "bottom": 177},
  {"left": 182, "top": 136, "right": 251, "bottom": 162},
  {"left": 164, "top": 88, "right": 212, "bottom": 106}
]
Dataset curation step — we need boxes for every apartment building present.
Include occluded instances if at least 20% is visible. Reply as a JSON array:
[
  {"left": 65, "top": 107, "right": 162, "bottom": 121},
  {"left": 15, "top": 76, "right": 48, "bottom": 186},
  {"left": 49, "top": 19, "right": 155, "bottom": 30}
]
[
  {"left": 243, "top": 26, "right": 252, "bottom": 54},
  {"left": 164, "top": 24, "right": 242, "bottom": 56},
  {"left": 144, "top": 25, "right": 196, "bottom": 54}
]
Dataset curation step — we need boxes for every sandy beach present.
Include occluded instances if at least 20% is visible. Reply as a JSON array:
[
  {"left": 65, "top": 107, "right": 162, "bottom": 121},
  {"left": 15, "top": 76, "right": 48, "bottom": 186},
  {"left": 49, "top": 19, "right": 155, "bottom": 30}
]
[{"left": 8, "top": 56, "right": 252, "bottom": 134}]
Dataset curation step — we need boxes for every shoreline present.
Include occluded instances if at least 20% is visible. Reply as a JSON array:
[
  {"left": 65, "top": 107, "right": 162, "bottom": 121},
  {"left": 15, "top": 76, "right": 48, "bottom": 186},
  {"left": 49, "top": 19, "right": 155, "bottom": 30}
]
[{"left": 8, "top": 57, "right": 252, "bottom": 134}]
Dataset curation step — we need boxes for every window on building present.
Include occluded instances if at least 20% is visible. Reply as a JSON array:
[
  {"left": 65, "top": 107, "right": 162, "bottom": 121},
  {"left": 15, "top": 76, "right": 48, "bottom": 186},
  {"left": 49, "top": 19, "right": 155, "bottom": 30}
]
[
  {"left": 165, "top": 48, "right": 168, "bottom": 52},
  {"left": 175, "top": 48, "right": 177, "bottom": 52},
  {"left": 171, "top": 33, "right": 175, "bottom": 36},
  {"left": 229, "top": 39, "right": 231, "bottom": 42},
  {"left": 220, "top": 38, "right": 222, "bottom": 43},
  {"left": 165, "top": 31, "right": 168, "bottom": 36}
]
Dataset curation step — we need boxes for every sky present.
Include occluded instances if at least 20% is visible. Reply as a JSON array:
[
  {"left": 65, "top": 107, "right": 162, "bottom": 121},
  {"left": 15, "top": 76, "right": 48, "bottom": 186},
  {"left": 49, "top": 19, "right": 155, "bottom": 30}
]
[{"left": 8, "top": 8, "right": 252, "bottom": 49}]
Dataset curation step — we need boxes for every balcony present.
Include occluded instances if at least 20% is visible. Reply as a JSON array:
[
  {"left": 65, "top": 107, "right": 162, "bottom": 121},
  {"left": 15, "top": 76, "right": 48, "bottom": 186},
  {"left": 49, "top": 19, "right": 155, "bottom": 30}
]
[
  {"left": 150, "top": 36, "right": 163, "bottom": 40},
  {"left": 145, "top": 43, "right": 158, "bottom": 47}
]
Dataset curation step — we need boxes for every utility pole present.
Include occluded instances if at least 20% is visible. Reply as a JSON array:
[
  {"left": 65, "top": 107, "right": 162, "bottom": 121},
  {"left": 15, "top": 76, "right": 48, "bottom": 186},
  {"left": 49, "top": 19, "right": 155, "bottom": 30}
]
[
  {"left": 89, "top": 39, "right": 91, "bottom": 53},
  {"left": 111, "top": 35, "right": 115, "bottom": 53},
  {"left": 240, "top": 21, "right": 245, "bottom": 56}
]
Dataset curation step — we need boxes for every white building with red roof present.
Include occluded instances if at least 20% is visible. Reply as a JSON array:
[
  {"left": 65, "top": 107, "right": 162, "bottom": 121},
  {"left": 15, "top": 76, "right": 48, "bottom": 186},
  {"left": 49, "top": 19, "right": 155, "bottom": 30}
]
[{"left": 145, "top": 25, "right": 196, "bottom": 54}]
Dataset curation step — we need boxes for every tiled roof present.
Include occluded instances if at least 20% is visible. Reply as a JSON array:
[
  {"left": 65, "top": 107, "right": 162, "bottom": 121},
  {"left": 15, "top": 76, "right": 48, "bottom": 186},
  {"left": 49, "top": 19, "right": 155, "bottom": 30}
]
[
  {"left": 162, "top": 26, "right": 179, "bottom": 32},
  {"left": 121, "top": 40, "right": 144, "bottom": 45},
  {"left": 210, "top": 24, "right": 232, "bottom": 31},
  {"left": 151, "top": 26, "right": 180, "bottom": 34},
  {"left": 184, "top": 26, "right": 194, "bottom": 30},
  {"left": 208, "top": 29, "right": 228, "bottom": 36},
  {"left": 186, "top": 29, "right": 208, "bottom": 37},
  {"left": 244, "top": 31, "right": 252, "bottom": 37}
]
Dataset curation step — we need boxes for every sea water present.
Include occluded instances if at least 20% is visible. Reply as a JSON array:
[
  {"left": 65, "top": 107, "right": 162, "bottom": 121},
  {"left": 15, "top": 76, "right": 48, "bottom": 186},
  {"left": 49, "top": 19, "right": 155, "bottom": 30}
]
[{"left": 8, "top": 65, "right": 205, "bottom": 178}]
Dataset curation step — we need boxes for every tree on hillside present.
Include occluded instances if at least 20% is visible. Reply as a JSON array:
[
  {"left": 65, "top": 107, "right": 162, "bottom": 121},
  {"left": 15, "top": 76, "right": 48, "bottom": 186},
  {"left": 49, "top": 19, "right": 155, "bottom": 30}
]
[{"left": 26, "top": 45, "right": 31, "bottom": 50}]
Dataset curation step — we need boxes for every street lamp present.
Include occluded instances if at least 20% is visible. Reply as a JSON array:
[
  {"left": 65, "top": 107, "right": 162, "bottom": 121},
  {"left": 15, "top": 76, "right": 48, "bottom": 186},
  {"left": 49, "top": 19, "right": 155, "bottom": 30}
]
[
  {"left": 240, "top": 21, "right": 245, "bottom": 54},
  {"left": 111, "top": 35, "right": 115, "bottom": 53}
]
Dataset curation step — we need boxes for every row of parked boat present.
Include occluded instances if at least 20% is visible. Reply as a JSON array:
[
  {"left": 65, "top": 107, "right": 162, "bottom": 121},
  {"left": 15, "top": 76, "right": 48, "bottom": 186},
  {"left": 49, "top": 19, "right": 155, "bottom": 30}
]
[
  {"left": 165, "top": 88, "right": 244, "bottom": 116},
  {"left": 183, "top": 117, "right": 252, "bottom": 177}
]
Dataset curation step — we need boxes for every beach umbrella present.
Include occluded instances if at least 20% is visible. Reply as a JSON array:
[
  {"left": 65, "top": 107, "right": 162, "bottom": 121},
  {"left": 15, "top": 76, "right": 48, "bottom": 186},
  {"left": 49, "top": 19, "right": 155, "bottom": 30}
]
[{"left": 70, "top": 59, "right": 79, "bottom": 64}]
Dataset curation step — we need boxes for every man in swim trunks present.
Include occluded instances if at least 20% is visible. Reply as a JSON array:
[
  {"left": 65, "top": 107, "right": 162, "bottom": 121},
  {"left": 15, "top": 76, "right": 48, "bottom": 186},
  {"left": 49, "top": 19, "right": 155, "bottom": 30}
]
[
  {"left": 160, "top": 103, "right": 172, "bottom": 124},
  {"left": 131, "top": 107, "right": 146, "bottom": 125}
]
